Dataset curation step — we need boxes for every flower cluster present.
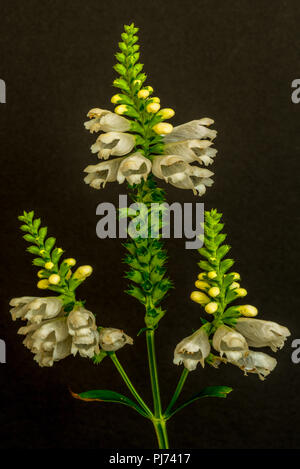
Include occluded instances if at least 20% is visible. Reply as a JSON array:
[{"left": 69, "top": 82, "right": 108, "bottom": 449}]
[
  {"left": 83, "top": 23, "right": 217, "bottom": 196},
  {"left": 10, "top": 297, "right": 99, "bottom": 366},
  {"left": 174, "top": 210, "right": 290, "bottom": 380}
]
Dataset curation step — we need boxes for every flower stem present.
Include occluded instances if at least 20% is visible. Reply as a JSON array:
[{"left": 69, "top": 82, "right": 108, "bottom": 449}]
[
  {"left": 152, "top": 418, "right": 169, "bottom": 449},
  {"left": 164, "top": 368, "right": 189, "bottom": 418},
  {"left": 109, "top": 352, "right": 153, "bottom": 418}
]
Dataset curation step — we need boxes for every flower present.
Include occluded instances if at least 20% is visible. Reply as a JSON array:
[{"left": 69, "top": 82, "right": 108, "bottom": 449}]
[
  {"left": 18, "top": 317, "right": 72, "bottom": 367},
  {"left": 9, "top": 296, "right": 63, "bottom": 323},
  {"left": 173, "top": 328, "right": 211, "bottom": 370},
  {"left": 99, "top": 327, "right": 133, "bottom": 352},
  {"left": 164, "top": 119, "right": 216, "bottom": 142},
  {"left": 67, "top": 306, "right": 100, "bottom": 358},
  {"left": 90, "top": 132, "right": 135, "bottom": 160},
  {"left": 163, "top": 139, "right": 217, "bottom": 166},
  {"left": 152, "top": 154, "right": 214, "bottom": 195},
  {"left": 84, "top": 153, "right": 151, "bottom": 189},
  {"left": 233, "top": 350, "right": 277, "bottom": 381},
  {"left": 235, "top": 318, "right": 290, "bottom": 352},
  {"left": 212, "top": 325, "right": 248, "bottom": 363},
  {"left": 84, "top": 108, "right": 131, "bottom": 133}
]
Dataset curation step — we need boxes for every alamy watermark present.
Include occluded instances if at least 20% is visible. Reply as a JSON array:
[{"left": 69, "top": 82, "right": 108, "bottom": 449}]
[
  {"left": 291, "top": 79, "right": 300, "bottom": 103},
  {"left": 291, "top": 339, "right": 300, "bottom": 364},
  {"left": 0, "top": 339, "right": 6, "bottom": 363},
  {"left": 95, "top": 195, "right": 204, "bottom": 249},
  {"left": 0, "top": 79, "right": 6, "bottom": 103}
]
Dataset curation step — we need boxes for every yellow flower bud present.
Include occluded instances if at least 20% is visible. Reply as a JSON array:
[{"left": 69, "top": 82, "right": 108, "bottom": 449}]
[
  {"left": 146, "top": 102, "right": 160, "bottom": 113},
  {"left": 39, "top": 249, "right": 46, "bottom": 255},
  {"left": 236, "top": 305, "right": 258, "bottom": 317},
  {"left": 73, "top": 265, "right": 93, "bottom": 279},
  {"left": 152, "top": 122, "right": 173, "bottom": 135},
  {"left": 37, "top": 279, "right": 49, "bottom": 289},
  {"left": 115, "top": 105, "right": 128, "bottom": 115},
  {"left": 235, "top": 288, "right": 247, "bottom": 297},
  {"left": 207, "top": 271, "right": 217, "bottom": 279},
  {"left": 190, "top": 291, "right": 210, "bottom": 305},
  {"left": 158, "top": 108, "right": 175, "bottom": 119},
  {"left": 145, "top": 86, "right": 153, "bottom": 93},
  {"left": 137, "top": 89, "right": 150, "bottom": 99},
  {"left": 64, "top": 258, "right": 76, "bottom": 267},
  {"left": 229, "top": 281, "right": 240, "bottom": 290},
  {"left": 44, "top": 261, "right": 54, "bottom": 270},
  {"left": 57, "top": 248, "right": 63, "bottom": 253},
  {"left": 133, "top": 79, "right": 141, "bottom": 86},
  {"left": 205, "top": 302, "right": 218, "bottom": 314},
  {"left": 152, "top": 97, "right": 160, "bottom": 103},
  {"left": 48, "top": 274, "right": 61, "bottom": 285},
  {"left": 195, "top": 280, "right": 210, "bottom": 290},
  {"left": 208, "top": 286, "right": 220, "bottom": 297},
  {"left": 197, "top": 272, "right": 207, "bottom": 280},
  {"left": 230, "top": 272, "right": 241, "bottom": 281},
  {"left": 37, "top": 270, "right": 45, "bottom": 278},
  {"left": 111, "top": 94, "right": 121, "bottom": 104}
]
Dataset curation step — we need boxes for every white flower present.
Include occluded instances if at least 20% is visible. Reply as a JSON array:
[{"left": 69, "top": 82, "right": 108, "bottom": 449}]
[
  {"left": 212, "top": 325, "right": 248, "bottom": 363},
  {"left": 152, "top": 154, "right": 214, "bottom": 195},
  {"left": 164, "top": 139, "right": 217, "bottom": 166},
  {"left": 91, "top": 132, "right": 135, "bottom": 160},
  {"left": 18, "top": 318, "right": 72, "bottom": 367},
  {"left": 173, "top": 328, "right": 211, "bottom": 370},
  {"left": 9, "top": 297, "right": 63, "bottom": 323},
  {"left": 99, "top": 327, "right": 133, "bottom": 352},
  {"left": 235, "top": 318, "right": 291, "bottom": 352},
  {"left": 234, "top": 350, "right": 277, "bottom": 381},
  {"left": 117, "top": 153, "right": 152, "bottom": 185},
  {"left": 84, "top": 108, "right": 131, "bottom": 133},
  {"left": 84, "top": 157, "right": 123, "bottom": 189},
  {"left": 164, "top": 119, "right": 217, "bottom": 143},
  {"left": 67, "top": 306, "right": 100, "bottom": 358}
]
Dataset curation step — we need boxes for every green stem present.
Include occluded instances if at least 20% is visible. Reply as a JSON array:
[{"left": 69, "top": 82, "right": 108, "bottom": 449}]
[
  {"left": 152, "top": 418, "right": 169, "bottom": 449},
  {"left": 109, "top": 352, "right": 153, "bottom": 418},
  {"left": 164, "top": 368, "right": 189, "bottom": 418}
]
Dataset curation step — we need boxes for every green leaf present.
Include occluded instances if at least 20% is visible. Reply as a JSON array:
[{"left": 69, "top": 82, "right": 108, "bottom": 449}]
[
  {"left": 165, "top": 386, "right": 232, "bottom": 419},
  {"left": 71, "top": 389, "right": 149, "bottom": 418},
  {"left": 45, "top": 236, "right": 56, "bottom": 251}
]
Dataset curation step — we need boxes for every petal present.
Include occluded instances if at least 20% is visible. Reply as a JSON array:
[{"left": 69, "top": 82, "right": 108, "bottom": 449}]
[
  {"left": 93, "top": 132, "right": 135, "bottom": 160},
  {"left": 99, "top": 113, "right": 131, "bottom": 132},
  {"left": 84, "top": 157, "right": 124, "bottom": 189},
  {"left": 117, "top": 153, "right": 152, "bottom": 185},
  {"left": 235, "top": 318, "right": 291, "bottom": 352},
  {"left": 164, "top": 120, "right": 217, "bottom": 143}
]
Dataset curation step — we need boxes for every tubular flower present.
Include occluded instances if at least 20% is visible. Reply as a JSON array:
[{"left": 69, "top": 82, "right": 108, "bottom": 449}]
[
  {"left": 164, "top": 139, "right": 217, "bottom": 167},
  {"left": 163, "top": 119, "right": 217, "bottom": 143},
  {"left": 234, "top": 350, "right": 277, "bottom": 381},
  {"left": 9, "top": 297, "right": 63, "bottom": 324},
  {"left": 235, "top": 318, "right": 291, "bottom": 352},
  {"left": 67, "top": 306, "right": 100, "bottom": 358},
  {"left": 84, "top": 108, "right": 131, "bottom": 133},
  {"left": 212, "top": 325, "right": 248, "bottom": 363},
  {"left": 90, "top": 131, "right": 135, "bottom": 160},
  {"left": 152, "top": 154, "right": 214, "bottom": 195},
  {"left": 99, "top": 327, "right": 133, "bottom": 352},
  {"left": 84, "top": 157, "right": 124, "bottom": 189},
  {"left": 173, "top": 328, "right": 211, "bottom": 370},
  {"left": 18, "top": 318, "right": 72, "bottom": 367}
]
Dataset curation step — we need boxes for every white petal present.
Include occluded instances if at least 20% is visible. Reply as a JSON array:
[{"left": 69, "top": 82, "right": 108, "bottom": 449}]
[
  {"left": 164, "top": 120, "right": 217, "bottom": 143},
  {"left": 84, "top": 157, "right": 124, "bottom": 189},
  {"left": 235, "top": 318, "right": 291, "bottom": 352},
  {"left": 117, "top": 153, "right": 152, "bottom": 185}
]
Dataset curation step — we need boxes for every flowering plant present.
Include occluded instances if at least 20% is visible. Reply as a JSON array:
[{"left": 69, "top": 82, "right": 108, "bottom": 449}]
[{"left": 9, "top": 23, "right": 290, "bottom": 449}]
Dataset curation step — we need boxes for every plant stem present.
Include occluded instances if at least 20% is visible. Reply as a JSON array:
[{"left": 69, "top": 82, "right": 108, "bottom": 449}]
[
  {"left": 109, "top": 352, "right": 153, "bottom": 418},
  {"left": 164, "top": 368, "right": 189, "bottom": 418},
  {"left": 146, "top": 329, "right": 169, "bottom": 449}
]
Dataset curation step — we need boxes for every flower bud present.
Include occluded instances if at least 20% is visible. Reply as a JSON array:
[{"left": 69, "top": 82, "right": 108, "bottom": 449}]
[
  {"left": 230, "top": 272, "right": 241, "bottom": 280},
  {"left": 146, "top": 102, "right": 160, "bottom": 113},
  {"left": 137, "top": 89, "right": 150, "bottom": 99},
  {"left": 37, "top": 270, "right": 45, "bottom": 278},
  {"left": 208, "top": 286, "right": 220, "bottom": 297},
  {"left": 111, "top": 94, "right": 121, "bottom": 104},
  {"left": 152, "top": 97, "right": 160, "bottom": 103},
  {"left": 145, "top": 86, "right": 153, "bottom": 93},
  {"left": 197, "top": 272, "right": 207, "bottom": 280},
  {"left": 152, "top": 122, "right": 173, "bottom": 135},
  {"left": 207, "top": 271, "right": 217, "bottom": 279},
  {"left": 48, "top": 274, "right": 61, "bottom": 285},
  {"left": 229, "top": 281, "right": 240, "bottom": 290},
  {"left": 64, "top": 258, "right": 76, "bottom": 267},
  {"left": 73, "top": 265, "right": 93, "bottom": 279},
  {"left": 99, "top": 328, "right": 133, "bottom": 352},
  {"left": 39, "top": 249, "right": 46, "bottom": 255},
  {"left": 190, "top": 291, "right": 210, "bottom": 305},
  {"left": 115, "top": 105, "right": 128, "bottom": 115},
  {"left": 195, "top": 280, "right": 210, "bottom": 290},
  {"left": 37, "top": 279, "right": 49, "bottom": 289},
  {"left": 205, "top": 302, "right": 218, "bottom": 314},
  {"left": 199, "top": 117, "right": 214, "bottom": 126},
  {"left": 44, "top": 262, "right": 54, "bottom": 270},
  {"left": 236, "top": 305, "right": 258, "bottom": 317},
  {"left": 235, "top": 288, "right": 247, "bottom": 297},
  {"left": 133, "top": 79, "right": 141, "bottom": 86},
  {"left": 158, "top": 108, "right": 175, "bottom": 119}
]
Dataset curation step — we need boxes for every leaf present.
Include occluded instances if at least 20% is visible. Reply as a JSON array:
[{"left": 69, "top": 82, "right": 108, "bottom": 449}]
[
  {"left": 165, "top": 386, "right": 232, "bottom": 419},
  {"left": 70, "top": 389, "right": 149, "bottom": 418}
]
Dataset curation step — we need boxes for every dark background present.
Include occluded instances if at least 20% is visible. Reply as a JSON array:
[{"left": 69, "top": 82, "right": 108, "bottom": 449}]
[{"left": 0, "top": 0, "right": 299, "bottom": 450}]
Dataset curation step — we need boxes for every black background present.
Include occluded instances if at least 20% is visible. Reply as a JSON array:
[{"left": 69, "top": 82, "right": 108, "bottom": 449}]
[{"left": 0, "top": 0, "right": 299, "bottom": 450}]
